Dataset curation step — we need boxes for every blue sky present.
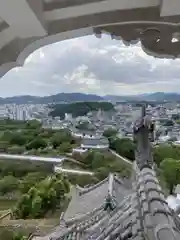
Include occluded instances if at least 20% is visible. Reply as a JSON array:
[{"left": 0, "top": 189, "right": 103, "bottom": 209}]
[{"left": 0, "top": 34, "right": 179, "bottom": 97}]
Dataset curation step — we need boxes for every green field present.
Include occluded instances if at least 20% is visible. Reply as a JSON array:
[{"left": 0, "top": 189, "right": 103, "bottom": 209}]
[
  {"left": 0, "top": 199, "right": 16, "bottom": 211},
  {"left": 0, "top": 131, "right": 4, "bottom": 138}
]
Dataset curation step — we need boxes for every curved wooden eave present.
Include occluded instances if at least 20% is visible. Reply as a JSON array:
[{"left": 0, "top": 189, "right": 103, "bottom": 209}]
[{"left": 1, "top": 1, "right": 180, "bottom": 77}]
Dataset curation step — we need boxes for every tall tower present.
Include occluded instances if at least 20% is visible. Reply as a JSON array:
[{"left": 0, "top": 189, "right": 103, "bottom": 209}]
[
  {"left": 141, "top": 103, "right": 146, "bottom": 118},
  {"left": 133, "top": 105, "right": 154, "bottom": 170}
]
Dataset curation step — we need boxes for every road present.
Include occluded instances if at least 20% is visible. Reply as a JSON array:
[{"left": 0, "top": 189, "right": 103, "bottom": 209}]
[
  {"left": 110, "top": 150, "right": 133, "bottom": 165},
  {"left": 0, "top": 153, "right": 66, "bottom": 163}
]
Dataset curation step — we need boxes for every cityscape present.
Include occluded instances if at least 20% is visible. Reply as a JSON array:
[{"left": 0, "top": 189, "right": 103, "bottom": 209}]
[
  {"left": 1, "top": 97, "right": 180, "bottom": 146},
  {"left": 0, "top": 95, "right": 179, "bottom": 239}
]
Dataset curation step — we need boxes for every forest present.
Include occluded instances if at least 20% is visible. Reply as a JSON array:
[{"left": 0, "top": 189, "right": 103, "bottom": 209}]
[{"left": 49, "top": 101, "right": 114, "bottom": 119}]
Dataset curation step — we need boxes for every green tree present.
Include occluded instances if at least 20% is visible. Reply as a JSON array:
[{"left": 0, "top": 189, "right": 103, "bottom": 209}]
[
  {"left": 50, "top": 102, "right": 114, "bottom": 119},
  {"left": 39, "top": 130, "right": 53, "bottom": 138},
  {"left": 51, "top": 133, "right": 65, "bottom": 148},
  {"left": 59, "top": 142, "right": 72, "bottom": 153},
  {"left": 48, "top": 188, "right": 57, "bottom": 210},
  {"left": 110, "top": 138, "right": 135, "bottom": 161},
  {"left": 15, "top": 193, "right": 31, "bottom": 219},
  {"left": 9, "top": 133, "right": 27, "bottom": 146},
  {"left": 95, "top": 167, "right": 109, "bottom": 181},
  {"left": 160, "top": 158, "right": 180, "bottom": 194},
  {"left": 13, "top": 232, "right": 28, "bottom": 240},
  {"left": 1, "top": 130, "right": 13, "bottom": 142},
  {"left": 14, "top": 175, "right": 68, "bottom": 219},
  {"left": 82, "top": 151, "right": 94, "bottom": 165},
  {"left": 26, "top": 137, "right": 47, "bottom": 150},
  {"left": 53, "top": 180, "right": 65, "bottom": 199},
  {"left": 103, "top": 128, "right": 117, "bottom": 139},
  {"left": 0, "top": 140, "right": 9, "bottom": 152},
  {"left": 31, "top": 195, "right": 43, "bottom": 218},
  {"left": 154, "top": 145, "right": 180, "bottom": 166},
  {"left": 0, "top": 176, "right": 19, "bottom": 194},
  {"left": 26, "top": 120, "right": 41, "bottom": 129},
  {"left": 7, "top": 145, "right": 25, "bottom": 154},
  {"left": 63, "top": 178, "right": 70, "bottom": 193},
  {"left": 91, "top": 152, "right": 105, "bottom": 169},
  {"left": 20, "top": 172, "right": 46, "bottom": 193}
]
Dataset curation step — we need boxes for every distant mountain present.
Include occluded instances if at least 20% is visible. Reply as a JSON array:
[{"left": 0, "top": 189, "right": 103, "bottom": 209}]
[
  {"left": 140, "top": 92, "right": 180, "bottom": 101},
  {"left": 0, "top": 93, "right": 104, "bottom": 104},
  {"left": 104, "top": 95, "right": 136, "bottom": 102},
  {"left": 104, "top": 92, "right": 180, "bottom": 102},
  {"left": 2, "top": 92, "right": 180, "bottom": 104}
]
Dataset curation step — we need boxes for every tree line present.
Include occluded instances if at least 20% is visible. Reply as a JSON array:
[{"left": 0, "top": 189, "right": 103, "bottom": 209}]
[
  {"left": 103, "top": 128, "right": 180, "bottom": 194},
  {"left": 49, "top": 101, "right": 114, "bottom": 119},
  {"left": 13, "top": 174, "right": 70, "bottom": 219},
  {"left": 0, "top": 125, "right": 75, "bottom": 155},
  {"left": 71, "top": 149, "right": 131, "bottom": 187}
]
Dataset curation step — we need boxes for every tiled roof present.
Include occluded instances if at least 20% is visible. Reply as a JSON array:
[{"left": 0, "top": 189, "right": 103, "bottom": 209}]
[
  {"left": 35, "top": 175, "right": 131, "bottom": 240},
  {"left": 35, "top": 166, "right": 180, "bottom": 240},
  {"left": 134, "top": 165, "right": 180, "bottom": 240}
]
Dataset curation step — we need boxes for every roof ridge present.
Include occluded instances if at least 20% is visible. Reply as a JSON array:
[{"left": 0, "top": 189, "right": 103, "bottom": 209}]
[
  {"left": 108, "top": 173, "right": 114, "bottom": 196},
  {"left": 65, "top": 205, "right": 104, "bottom": 225},
  {"left": 114, "top": 175, "right": 124, "bottom": 185}
]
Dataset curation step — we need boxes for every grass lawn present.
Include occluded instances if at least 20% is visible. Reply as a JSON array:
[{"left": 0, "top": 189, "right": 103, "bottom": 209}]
[
  {"left": 0, "top": 131, "right": 4, "bottom": 138},
  {"left": 62, "top": 161, "right": 85, "bottom": 170},
  {"left": 158, "top": 174, "right": 169, "bottom": 197},
  {"left": 0, "top": 198, "right": 71, "bottom": 238},
  {"left": 0, "top": 199, "right": 16, "bottom": 211},
  {"left": 45, "top": 197, "right": 70, "bottom": 220}
]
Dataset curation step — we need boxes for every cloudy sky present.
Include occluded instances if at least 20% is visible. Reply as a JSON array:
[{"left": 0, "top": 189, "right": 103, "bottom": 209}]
[{"left": 0, "top": 34, "right": 180, "bottom": 97}]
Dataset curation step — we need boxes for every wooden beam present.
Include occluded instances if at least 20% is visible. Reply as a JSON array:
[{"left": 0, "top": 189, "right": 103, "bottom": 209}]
[{"left": 0, "top": 0, "right": 46, "bottom": 38}]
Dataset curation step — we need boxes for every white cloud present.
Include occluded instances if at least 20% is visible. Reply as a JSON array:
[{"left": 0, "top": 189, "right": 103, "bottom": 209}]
[{"left": 0, "top": 34, "right": 180, "bottom": 97}]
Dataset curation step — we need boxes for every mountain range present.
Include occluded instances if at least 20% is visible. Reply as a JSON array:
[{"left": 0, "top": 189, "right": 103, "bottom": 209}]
[
  {"left": 0, "top": 93, "right": 104, "bottom": 104},
  {"left": 105, "top": 92, "right": 180, "bottom": 102},
  {"left": 0, "top": 92, "right": 180, "bottom": 104}
]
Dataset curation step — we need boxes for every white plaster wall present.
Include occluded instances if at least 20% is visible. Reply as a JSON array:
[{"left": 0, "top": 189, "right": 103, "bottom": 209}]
[
  {"left": 45, "top": 0, "right": 160, "bottom": 21},
  {"left": 160, "top": 0, "right": 180, "bottom": 17},
  {"left": 0, "top": 0, "right": 46, "bottom": 37}
]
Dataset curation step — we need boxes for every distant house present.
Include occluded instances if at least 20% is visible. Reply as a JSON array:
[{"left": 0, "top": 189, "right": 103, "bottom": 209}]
[
  {"left": 173, "top": 141, "right": 180, "bottom": 146},
  {"left": 71, "top": 129, "right": 98, "bottom": 139},
  {"left": 81, "top": 137, "right": 109, "bottom": 150},
  {"left": 158, "top": 135, "right": 170, "bottom": 143},
  {"left": 72, "top": 147, "right": 88, "bottom": 154}
]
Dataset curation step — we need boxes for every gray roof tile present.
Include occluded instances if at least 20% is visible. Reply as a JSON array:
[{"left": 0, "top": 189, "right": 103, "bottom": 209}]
[{"left": 156, "top": 227, "right": 176, "bottom": 240}]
